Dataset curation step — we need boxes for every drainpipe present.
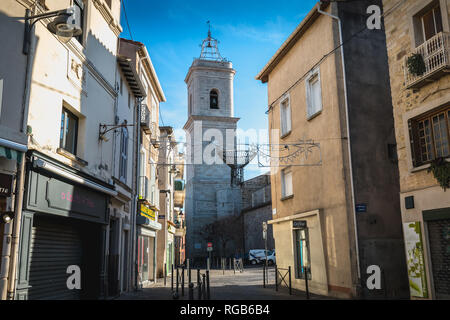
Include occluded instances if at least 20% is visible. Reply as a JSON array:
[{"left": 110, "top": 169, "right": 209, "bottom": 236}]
[
  {"left": 317, "top": 5, "right": 361, "bottom": 281},
  {"left": 133, "top": 97, "right": 142, "bottom": 291}
]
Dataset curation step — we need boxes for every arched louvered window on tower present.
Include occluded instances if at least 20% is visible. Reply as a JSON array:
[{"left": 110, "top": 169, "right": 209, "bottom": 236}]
[{"left": 210, "top": 89, "right": 219, "bottom": 109}]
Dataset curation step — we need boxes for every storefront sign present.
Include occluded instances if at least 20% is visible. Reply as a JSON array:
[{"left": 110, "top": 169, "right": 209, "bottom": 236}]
[
  {"left": 293, "top": 220, "right": 307, "bottom": 229},
  {"left": 403, "top": 222, "right": 428, "bottom": 298},
  {"left": 140, "top": 204, "right": 156, "bottom": 221},
  {"left": 356, "top": 204, "right": 367, "bottom": 213},
  {"left": 0, "top": 173, "right": 13, "bottom": 197}
]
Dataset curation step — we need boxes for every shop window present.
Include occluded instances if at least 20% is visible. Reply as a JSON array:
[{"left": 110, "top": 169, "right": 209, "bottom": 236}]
[
  {"left": 280, "top": 96, "right": 291, "bottom": 137},
  {"left": 210, "top": 89, "right": 219, "bottom": 109},
  {"left": 281, "top": 167, "right": 293, "bottom": 198},
  {"left": 409, "top": 105, "right": 450, "bottom": 167},
  {"left": 294, "top": 228, "right": 311, "bottom": 280},
  {"left": 306, "top": 69, "right": 322, "bottom": 119},
  {"left": 60, "top": 108, "right": 78, "bottom": 155}
]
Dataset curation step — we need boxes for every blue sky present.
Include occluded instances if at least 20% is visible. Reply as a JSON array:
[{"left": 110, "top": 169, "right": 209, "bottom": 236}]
[{"left": 121, "top": 0, "right": 318, "bottom": 178}]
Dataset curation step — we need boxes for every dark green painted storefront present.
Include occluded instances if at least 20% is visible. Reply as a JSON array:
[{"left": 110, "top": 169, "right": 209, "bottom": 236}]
[{"left": 15, "top": 153, "right": 112, "bottom": 300}]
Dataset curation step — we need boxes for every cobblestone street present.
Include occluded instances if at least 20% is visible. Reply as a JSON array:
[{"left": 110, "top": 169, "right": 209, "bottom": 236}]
[{"left": 117, "top": 267, "right": 330, "bottom": 300}]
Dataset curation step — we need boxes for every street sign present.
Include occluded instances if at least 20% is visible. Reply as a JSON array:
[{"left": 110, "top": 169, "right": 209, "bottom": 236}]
[
  {"left": 356, "top": 204, "right": 367, "bottom": 213},
  {"left": 207, "top": 247, "right": 213, "bottom": 252},
  {"left": 293, "top": 220, "right": 307, "bottom": 229},
  {"left": 207, "top": 242, "right": 212, "bottom": 248}
]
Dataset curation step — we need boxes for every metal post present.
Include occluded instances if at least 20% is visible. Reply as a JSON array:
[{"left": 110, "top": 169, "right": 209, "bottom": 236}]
[
  {"left": 189, "top": 283, "right": 194, "bottom": 300},
  {"left": 176, "top": 266, "right": 179, "bottom": 294},
  {"left": 263, "top": 264, "right": 266, "bottom": 288},
  {"left": 233, "top": 258, "right": 236, "bottom": 275},
  {"left": 164, "top": 263, "right": 167, "bottom": 286},
  {"left": 206, "top": 270, "right": 210, "bottom": 300},
  {"left": 197, "top": 269, "right": 201, "bottom": 300},
  {"left": 207, "top": 257, "right": 210, "bottom": 271},
  {"left": 188, "top": 261, "right": 191, "bottom": 284},
  {"left": 202, "top": 274, "right": 206, "bottom": 300},
  {"left": 182, "top": 266, "right": 185, "bottom": 297},
  {"left": 275, "top": 265, "right": 278, "bottom": 292},
  {"left": 288, "top": 266, "right": 292, "bottom": 295},
  {"left": 305, "top": 267, "right": 310, "bottom": 300},
  {"left": 222, "top": 258, "right": 224, "bottom": 275},
  {"left": 171, "top": 264, "right": 174, "bottom": 291}
]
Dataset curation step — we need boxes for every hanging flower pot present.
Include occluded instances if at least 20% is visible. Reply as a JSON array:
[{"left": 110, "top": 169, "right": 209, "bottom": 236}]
[
  {"left": 428, "top": 157, "right": 450, "bottom": 191},
  {"left": 407, "top": 53, "right": 426, "bottom": 76}
]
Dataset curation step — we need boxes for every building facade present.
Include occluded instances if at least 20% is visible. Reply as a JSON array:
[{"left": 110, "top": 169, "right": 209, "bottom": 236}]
[
  {"left": 383, "top": 0, "right": 450, "bottom": 300},
  {"left": 156, "top": 126, "right": 177, "bottom": 277},
  {"left": 184, "top": 31, "right": 241, "bottom": 263},
  {"left": 256, "top": 1, "right": 409, "bottom": 299},
  {"left": 119, "top": 38, "right": 165, "bottom": 288},
  {"left": 173, "top": 152, "right": 186, "bottom": 266},
  {"left": 241, "top": 173, "right": 274, "bottom": 254}
]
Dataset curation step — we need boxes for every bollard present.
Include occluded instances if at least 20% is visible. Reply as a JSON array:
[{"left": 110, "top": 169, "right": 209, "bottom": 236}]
[
  {"left": 305, "top": 266, "right": 310, "bottom": 300},
  {"left": 206, "top": 270, "right": 210, "bottom": 300},
  {"left": 233, "top": 258, "right": 236, "bottom": 275},
  {"left": 188, "top": 263, "right": 192, "bottom": 285},
  {"left": 171, "top": 264, "right": 174, "bottom": 291},
  {"left": 182, "top": 266, "right": 185, "bottom": 297},
  {"left": 202, "top": 274, "right": 206, "bottom": 300},
  {"left": 197, "top": 269, "right": 201, "bottom": 300},
  {"left": 275, "top": 265, "right": 278, "bottom": 292},
  {"left": 288, "top": 266, "right": 292, "bottom": 295},
  {"left": 189, "top": 283, "right": 194, "bottom": 300},
  {"left": 164, "top": 263, "right": 167, "bottom": 286},
  {"left": 222, "top": 258, "right": 225, "bottom": 275},
  {"left": 176, "top": 266, "right": 179, "bottom": 294},
  {"left": 263, "top": 264, "right": 266, "bottom": 288}
]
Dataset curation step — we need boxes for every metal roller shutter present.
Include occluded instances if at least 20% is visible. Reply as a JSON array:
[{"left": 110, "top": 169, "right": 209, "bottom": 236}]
[
  {"left": 28, "top": 217, "right": 82, "bottom": 300},
  {"left": 428, "top": 219, "right": 450, "bottom": 300}
]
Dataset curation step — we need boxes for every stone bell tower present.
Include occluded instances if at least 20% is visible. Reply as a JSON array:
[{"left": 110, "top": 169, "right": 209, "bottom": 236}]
[{"left": 184, "top": 26, "right": 241, "bottom": 261}]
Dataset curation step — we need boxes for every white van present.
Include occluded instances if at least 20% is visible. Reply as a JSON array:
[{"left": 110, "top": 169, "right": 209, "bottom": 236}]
[{"left": 248, "top": 249, "right": 274, "bottom": 265}]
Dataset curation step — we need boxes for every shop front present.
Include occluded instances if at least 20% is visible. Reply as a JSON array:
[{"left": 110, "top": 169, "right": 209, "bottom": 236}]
[
  {"left": 136, "top": 203, "right": 161, "bottom": 286},
  {"left": 15, "top": 152, "right": 115, "bottom": 300}
]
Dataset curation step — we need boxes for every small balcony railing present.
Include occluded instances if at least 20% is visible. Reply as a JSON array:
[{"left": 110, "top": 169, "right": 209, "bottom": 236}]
[
  {"left": 404, "top": 32, "right": 450, "bottom": 89},
  {"left": 138, "top": 176, "right": 149, "bottom": 201},
  {"left": 140, "top": 104, "right": 151, "bottom": 134}
]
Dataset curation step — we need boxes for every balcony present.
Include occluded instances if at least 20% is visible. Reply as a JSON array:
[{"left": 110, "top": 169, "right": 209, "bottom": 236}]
[
  {"left": 404, "top": 32, "right": 450, "bottom": 89},
  {"left": 141, "top": 104, "right": 151, "bottom": 134},
  {"left": 174, "top": 220, "right": 186, "bottom": 237},
  {"left": 138, "top": 176, "right": 149, "bottom": 202}
]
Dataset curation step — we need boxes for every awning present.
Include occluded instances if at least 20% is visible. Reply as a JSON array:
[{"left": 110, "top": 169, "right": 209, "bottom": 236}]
[{"left": 0, "top": 146, "right": 23, "bottom": 163}]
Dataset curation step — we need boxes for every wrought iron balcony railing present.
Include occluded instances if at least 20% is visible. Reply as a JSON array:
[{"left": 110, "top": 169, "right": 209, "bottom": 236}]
[
  {"left": 404, "top": 32, "right": 450, "bottom": 89},
  {"left": 140, "top": 104, "right": 151, "bottom": 134}
]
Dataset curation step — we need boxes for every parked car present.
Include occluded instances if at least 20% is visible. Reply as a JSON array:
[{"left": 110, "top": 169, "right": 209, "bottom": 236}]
[{"left": 248, "top": 249, "right": 274, "bottom": 265}]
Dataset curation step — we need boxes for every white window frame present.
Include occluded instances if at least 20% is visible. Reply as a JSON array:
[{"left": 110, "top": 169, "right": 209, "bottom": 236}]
[
  {"left": 280, "top": 95, "right": 292, "bottom": 137},
  {"left": 281, "top": 167, "right": 293, "bottom": 198},
  {"left": 306, "top": 68, "right": 323, "bottom": 120}
]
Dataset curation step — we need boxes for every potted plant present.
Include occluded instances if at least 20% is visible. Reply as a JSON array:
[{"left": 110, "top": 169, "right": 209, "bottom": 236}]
[
  {"left": 407, "top": 53, "right": 426, "bottom": 76},
  {"left": 428, "top": 157, "right": 450, "bottom": 191}
]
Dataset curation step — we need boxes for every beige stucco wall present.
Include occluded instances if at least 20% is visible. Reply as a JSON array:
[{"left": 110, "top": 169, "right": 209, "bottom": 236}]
[
  {"left": 265, "top": 5, "right": 355, "bottom": 298},
  {"left": 383, "top": 0, "right": 450, "bottom": 299}
]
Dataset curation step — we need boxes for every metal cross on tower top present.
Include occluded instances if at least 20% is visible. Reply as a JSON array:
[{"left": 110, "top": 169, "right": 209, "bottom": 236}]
[{"left": 199, "top": 21, "right": 225, "bottom": 61}]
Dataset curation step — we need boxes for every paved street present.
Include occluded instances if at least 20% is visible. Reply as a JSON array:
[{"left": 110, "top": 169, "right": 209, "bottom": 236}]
[{"left": 117, "top": 267, "right": 330, "bottom": 300}]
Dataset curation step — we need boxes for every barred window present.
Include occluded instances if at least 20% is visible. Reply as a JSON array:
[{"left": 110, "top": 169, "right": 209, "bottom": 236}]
[{"left": 409, "top": 105, "right": 450, "bottom": 167}]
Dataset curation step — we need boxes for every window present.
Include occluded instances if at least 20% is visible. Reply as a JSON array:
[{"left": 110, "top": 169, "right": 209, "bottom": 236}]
[
  {"left": 294, "top": 228, "right": 311, "bottom": 280},
  {"left": 281, "top": 167, "right": 293, "bottom": 198},
  {"left": 420, "top": 4, "right": 443, "bottom": 42},
  {"left": 306, "top": 70, "right": 323, "bottom": 119},
  {"left": 280, "top": 97, "right": 291, "bottom": 137},
  {"left": 119, "top": 127, "right": 128, "bottom": 181},
  {"left": 409, "top": 105, "right": 450, "bottom": 167},
  {"left": 74, "top": 0, "right": 85, "bottom": 45},
  {"left": 60, "top": 108, "right": 78, "bottom": 155},
  {"left": 210, "top": 89, "right": 219, "bottom": 109}
]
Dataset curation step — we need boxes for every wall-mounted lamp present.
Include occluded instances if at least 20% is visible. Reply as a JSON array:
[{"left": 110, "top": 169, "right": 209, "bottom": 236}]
[
  {"left": 1, "top": 212, "right": 15, "bottom": 224},
  {"left": 23, "top": 6, "right": 82, "bottom": 55}
]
